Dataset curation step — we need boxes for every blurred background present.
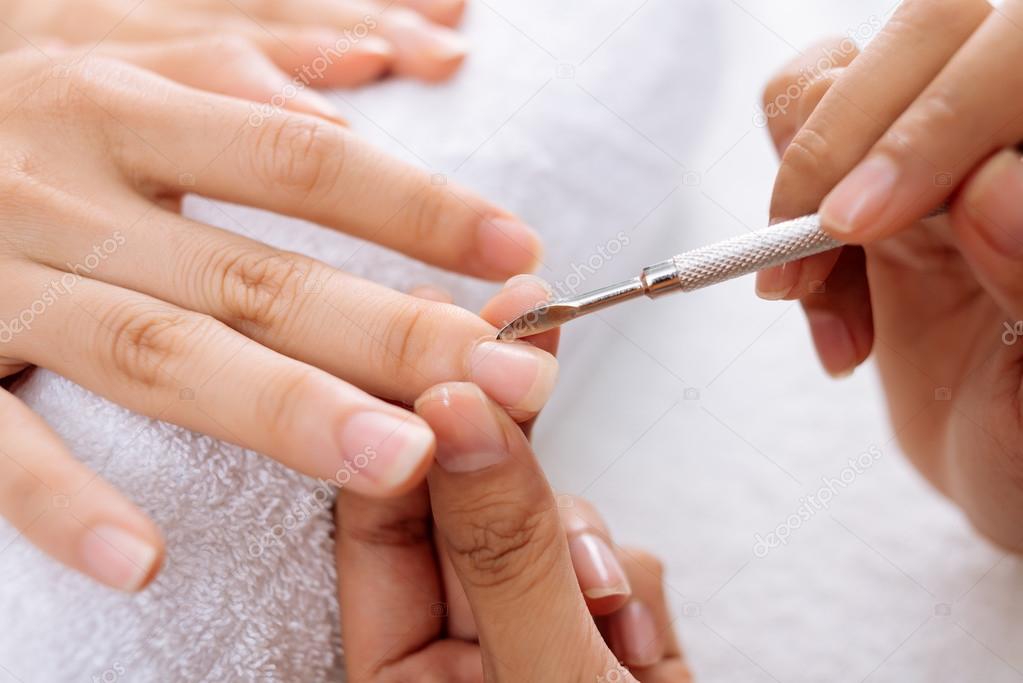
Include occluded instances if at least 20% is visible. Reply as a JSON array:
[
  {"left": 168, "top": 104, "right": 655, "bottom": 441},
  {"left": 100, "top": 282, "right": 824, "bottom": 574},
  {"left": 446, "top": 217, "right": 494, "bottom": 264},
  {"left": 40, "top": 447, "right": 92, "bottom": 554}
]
[{"left": 310, "top": 0, "right": 1023, "bottom": 680}]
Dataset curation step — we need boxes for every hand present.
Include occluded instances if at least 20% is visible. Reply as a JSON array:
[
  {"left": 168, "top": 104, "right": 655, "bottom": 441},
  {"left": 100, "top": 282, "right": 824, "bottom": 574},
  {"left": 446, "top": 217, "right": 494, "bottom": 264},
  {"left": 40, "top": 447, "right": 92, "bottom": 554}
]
[
  {"left": 337, "top": 280, "right": 690, "bottom": 681},
  {"left": 0, "top": 45, "right": 552, "bottom": 591},
  {"left": 2, "top": 0, "right": 467, "bottom": 83},
  {"left": 336, "top": 381, "right": 689, "bottom": 681},
  {"left": 756, "top": 0, "right": 1023, "bottom": 548}
]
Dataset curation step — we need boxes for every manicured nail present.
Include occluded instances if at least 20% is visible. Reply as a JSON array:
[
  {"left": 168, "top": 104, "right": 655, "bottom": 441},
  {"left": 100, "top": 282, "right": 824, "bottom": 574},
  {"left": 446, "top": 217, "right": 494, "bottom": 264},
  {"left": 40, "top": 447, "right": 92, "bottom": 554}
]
[
  {"left": 475, "top": 217, "right": 544, "bottom": 277},
  {"left": 415, "top": 385, "right": 507, "bottom": 473},
  {"left": 80, "top": 525, "right": 159, "bottom": 592},
  {"left": 568, "top": 533, "right": 630, "bottom": 599},
  {"left": 755, "top": 262, "right": 798, "bottom": 300},
  {"left": 610, "top": 601, "right": 661, "bottom": 668},
  {"left": 469, "top": 340, "right": 558, "bottom": 413},
  {"left": 338, "top": 412, "right": 435, "bottom": 492},
  {"left": 805, "top": 309, "right": 857, "bottom": 378},
  {"left": 820, "top": 155, "right": 900, "bottom": 237},
  {"left": 962, "top": 149, "right": 1023, "bottom": 257}
]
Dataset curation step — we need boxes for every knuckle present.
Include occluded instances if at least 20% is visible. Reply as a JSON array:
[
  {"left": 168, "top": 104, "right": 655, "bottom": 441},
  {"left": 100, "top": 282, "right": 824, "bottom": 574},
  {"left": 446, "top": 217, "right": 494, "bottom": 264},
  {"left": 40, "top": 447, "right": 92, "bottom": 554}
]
[
  {"left": 250, "top": 116, "right": 345, "bottom": 197},
  {"left": 780, "top": 125, "right": 836, "bottom": 183},
  {"left": 406, "top": 187, "right": 450, "bottom": 245},
  {"left": 214, "top": 248, "right": 310, "bottom": 331},
  {"left": 253, "top": 366, "right": 319, "bottom": 435},
  {"left": 373, "top": 300, "right": 434, "bottom": 387},
  {"left": 443, "top": 494, "right": 558, "bottom": 590},
  {"left": 101, "top": 302, "right": 213, "bottom": 389},
  {"left": 0, "top": 462, "right": 52, "bottom": 526},
  {"left": 341, "top": 505, "right": 431, "bottom": 549}
]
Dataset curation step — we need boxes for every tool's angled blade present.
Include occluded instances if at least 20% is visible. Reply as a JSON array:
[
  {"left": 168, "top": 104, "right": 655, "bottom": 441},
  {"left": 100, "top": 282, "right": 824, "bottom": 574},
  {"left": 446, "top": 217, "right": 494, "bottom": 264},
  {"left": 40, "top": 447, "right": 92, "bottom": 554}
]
[{"left": 496, "top": 302, "right": 581, "bottom": 340}]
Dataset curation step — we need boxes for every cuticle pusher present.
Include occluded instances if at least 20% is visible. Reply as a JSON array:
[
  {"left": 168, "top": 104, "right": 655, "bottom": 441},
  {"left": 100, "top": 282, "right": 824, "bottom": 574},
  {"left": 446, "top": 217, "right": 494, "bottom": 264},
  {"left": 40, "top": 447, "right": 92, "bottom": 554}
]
[{"left": 496, "top": 209, "right": 943, "bottom": 341}]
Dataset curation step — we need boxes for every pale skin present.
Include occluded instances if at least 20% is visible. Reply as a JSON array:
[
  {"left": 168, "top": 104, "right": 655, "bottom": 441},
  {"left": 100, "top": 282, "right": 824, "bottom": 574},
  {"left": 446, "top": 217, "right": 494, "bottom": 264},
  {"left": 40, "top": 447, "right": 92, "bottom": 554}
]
[
  {"left": 757, "top": 0, "right": 1023, "bottom": 550},
  {"left": 0, "top": 0, "right": 559, "bottom": 592}
]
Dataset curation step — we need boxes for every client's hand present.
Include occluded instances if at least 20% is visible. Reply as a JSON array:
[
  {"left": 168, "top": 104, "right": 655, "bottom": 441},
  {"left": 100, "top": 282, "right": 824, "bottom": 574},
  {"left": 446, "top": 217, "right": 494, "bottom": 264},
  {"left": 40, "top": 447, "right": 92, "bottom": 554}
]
[
  {"left": 336, "top": 381, "right": 690, "bottom": 682},
  {"left": 0, "top": 45, "right": 550, "bottom": 591},
  {"left": 757, "top": 0, "right": 1023, "bottom": 549},
  {"left": 2, "top": 0, "right": 467, "bottom": 83}
]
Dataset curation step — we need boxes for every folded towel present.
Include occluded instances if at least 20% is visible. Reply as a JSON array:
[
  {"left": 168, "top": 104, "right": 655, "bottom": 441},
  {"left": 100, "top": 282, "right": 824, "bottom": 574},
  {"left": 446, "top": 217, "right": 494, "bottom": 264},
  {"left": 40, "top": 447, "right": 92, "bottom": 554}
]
[{"left": 0, "top": 1, "right": 716, "bottom": 680}]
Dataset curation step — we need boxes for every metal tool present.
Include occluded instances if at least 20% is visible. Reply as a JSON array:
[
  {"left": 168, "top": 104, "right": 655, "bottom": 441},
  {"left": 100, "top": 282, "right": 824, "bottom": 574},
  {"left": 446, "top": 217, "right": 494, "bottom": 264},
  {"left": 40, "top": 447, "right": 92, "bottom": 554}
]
[{"left": 497, "top": 212, "right": 844, "bottom": 341}]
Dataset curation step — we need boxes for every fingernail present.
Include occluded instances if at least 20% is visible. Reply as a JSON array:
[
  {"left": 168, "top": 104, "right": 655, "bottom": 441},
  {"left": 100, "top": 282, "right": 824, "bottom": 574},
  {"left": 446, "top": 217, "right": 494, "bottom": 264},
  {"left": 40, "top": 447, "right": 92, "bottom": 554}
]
[
  {"left": 755, "top": 262, "right": 799, "bottom": 300},
  {"left": 805, "top": 309, "right": 857, "bottom": 378},
  {"left": 352, "top": 35, "right": 394, "bottom": 58},
  {"left": 80, "top": 525, "right": 159, "bottom": 592},
  {"left": 293, "top": 89, "right": 348, "bottom": 126},
  {"left": 568, "top": 533, "right": 630, "bottom": 599},
  {"left": 421, "top": 24, "right": 468, "bottom": 62},
  {"left": 415, "top": 385, "right": 507, "bottom": 473},
  {"left": 338, "top": 412, "right": 435, "bottom": 492},
  {"left": 610, "top": 601, "right": 661, "bottom": 668},
  {"left": 475, "top": 217, "right": 544, "bottom": 277},
  {"left": 502, "top": 273, "right": 553, "bottom": 299},
  {"left": 821, "top": 155, "right": 900, "bottom": 237},
  {"left": 469, "top": 341, "right": 558, "bottom": 413},
  {"left": 962, "top": 149, "right": 1023, "bottom": 257}
]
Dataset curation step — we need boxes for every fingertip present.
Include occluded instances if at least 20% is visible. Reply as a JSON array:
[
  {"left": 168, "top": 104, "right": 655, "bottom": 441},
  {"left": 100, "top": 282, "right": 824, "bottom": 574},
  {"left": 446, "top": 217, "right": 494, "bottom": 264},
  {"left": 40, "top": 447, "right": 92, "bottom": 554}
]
[
  {"left": 805, "top": 308, "right": 860, "bottom": 379},
  {"left": 472, "top": 217, "right": 545, "bottom": 280},
  {"left": 755, "top": 263, "right": 797, "bottom": 301},
  {"left": 79, "top": 522, "right": 164, "bottom": 592}
]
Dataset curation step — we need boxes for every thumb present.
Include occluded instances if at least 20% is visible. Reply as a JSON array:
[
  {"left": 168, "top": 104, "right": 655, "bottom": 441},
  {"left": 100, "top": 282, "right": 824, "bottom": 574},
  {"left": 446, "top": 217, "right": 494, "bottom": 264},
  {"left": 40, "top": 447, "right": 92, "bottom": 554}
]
[
  {"left": 952, "top": 147, "right": 1023, "bottom": 322},
  {"left": 415, "top": 382, "right": 622, "bottom": 682}
]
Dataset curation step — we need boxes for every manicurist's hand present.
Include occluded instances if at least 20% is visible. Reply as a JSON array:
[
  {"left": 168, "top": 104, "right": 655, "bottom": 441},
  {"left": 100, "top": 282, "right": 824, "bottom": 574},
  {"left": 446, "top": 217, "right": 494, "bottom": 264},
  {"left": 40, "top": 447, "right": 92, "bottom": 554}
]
[
  {"left": 337, "top": 380, "right": 690, "bottom": 682},
  {"left": 0, "top": 44, "right": 552, "bottom": 591},
  {"left": 3, "top": 0, "right": 468, "bottom": 83},
  {"left": 757, "top": 0, "right": 1023, "bottom": 548}
]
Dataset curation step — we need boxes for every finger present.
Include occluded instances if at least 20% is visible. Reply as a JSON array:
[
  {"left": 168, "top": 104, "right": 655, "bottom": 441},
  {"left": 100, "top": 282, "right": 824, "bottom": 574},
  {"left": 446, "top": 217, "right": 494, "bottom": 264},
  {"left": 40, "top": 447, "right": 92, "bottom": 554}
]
[
  {"left": 608, "top": 549, "right": 690, "bottom": 679},
  {"left": 951, "top": 147, "right": 1023, "bottom": 321},
  {"left": 559, "top": 496, "right": 631, "bottom": 616},
  {"left": 416, "top": 382, "right": 611, "bottom": 681},
  {"left": 479, "top": 275, "right": 560, "bottom": 358},
  {"left": 23, "top": 203, "right": 556, "bottom": 418},
  {"left": 117, "top": 13, "right": 395, "bottom": 88},
  {"left": 93, "top": 37, "right": 347, "bottom": 123},
  {"left": 775, "top": 0, "right": 992, "bottom": 227},
  {"left": 757, "top": 67, "right": 847, "bottom": 301},
  {"left": 800, "top": 246, "right": 874, "bottom": 378},
  {"left": 405, "top": 283, "right": 477, "bottom": 641},
  {"left": 818, "top": 0, "right": 1023, "bottom": 242},
  {"left": 0, "top": 387, "right": 163, "bottom": 591},
  {"left": 4, "top": 266, "right": 435, "bottom": 496},
  {"left": 385, "top": 0, "right": 467, "bottom": 27},
  {"left": 230, "top": 0, "right": 468, "bottom": 81},
  {"left": 335, "top": 484, "right": 445, "bottom": 681},
  {"left": 97, "top": 65, "right": 542, "bottom": 280},
  {"left": 761, "top": 38, "right": 860, "bottom": 155}
]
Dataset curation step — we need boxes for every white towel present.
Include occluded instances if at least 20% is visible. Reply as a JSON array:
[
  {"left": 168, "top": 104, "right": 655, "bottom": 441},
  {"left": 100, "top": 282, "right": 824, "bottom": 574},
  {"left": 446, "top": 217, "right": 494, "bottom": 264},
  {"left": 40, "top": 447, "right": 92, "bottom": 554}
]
[{"left": 0, "top": 1, "right": 717, "bottom": 680}]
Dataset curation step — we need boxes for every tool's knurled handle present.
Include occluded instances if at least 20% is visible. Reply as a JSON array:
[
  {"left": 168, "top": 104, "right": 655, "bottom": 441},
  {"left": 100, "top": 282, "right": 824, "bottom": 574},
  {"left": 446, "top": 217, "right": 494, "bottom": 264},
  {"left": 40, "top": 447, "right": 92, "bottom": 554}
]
[{"left": 670, "top": 214, "right": 839, "bottom": 292}]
